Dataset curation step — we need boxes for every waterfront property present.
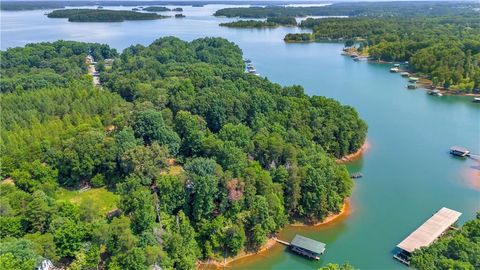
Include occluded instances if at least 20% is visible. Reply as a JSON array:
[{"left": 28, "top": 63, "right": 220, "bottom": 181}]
[
  {"left": 290, "top": 235, "right": 326, "bottom": 260},
  {"left": 449, "top": 146, "right": 470, "bottom": 157},
  {"left": 394, "top": 207, "right": 462, "bottom": 265}
]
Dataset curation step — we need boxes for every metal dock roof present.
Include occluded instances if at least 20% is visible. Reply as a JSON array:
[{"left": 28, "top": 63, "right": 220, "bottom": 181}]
[
  {"left": 397, "top": 207, "right": 462, "bottom": 253},
  {"left": 450, "top": 146, "right": 469, "bottom": 153},
  {"left": 290, "top": 235, "right": 326, "bottom": 254}
]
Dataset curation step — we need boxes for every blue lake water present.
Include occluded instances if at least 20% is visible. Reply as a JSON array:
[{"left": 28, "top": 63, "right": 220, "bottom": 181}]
[{"left": 2, "top": 5, "right": 479, "bottom": 269}]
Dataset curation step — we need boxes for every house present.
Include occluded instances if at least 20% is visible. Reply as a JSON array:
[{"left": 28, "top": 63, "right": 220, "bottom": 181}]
[{"left": 85, "top": 54, "right": 94, "bottom": 64}]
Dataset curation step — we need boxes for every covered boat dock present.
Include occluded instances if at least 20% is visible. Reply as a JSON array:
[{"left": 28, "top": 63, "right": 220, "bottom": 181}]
[
  {"left": 450, "top": 146, "right": 470, "bottom": 157},
  {"left": 290, "top": 234, "right": 326, "bottom": 260},
  {"left": 394, "top": 207, "right": 462, "bottom": 265}
]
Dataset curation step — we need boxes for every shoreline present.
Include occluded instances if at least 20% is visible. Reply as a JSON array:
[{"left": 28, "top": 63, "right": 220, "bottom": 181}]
[
  {"left": 290, "top": 199, "right": 350, "bottom": 227},
  {"left": 197, "top": 238, "right": 278, "bottom": 269},
  {"left": 340, "top": 49, "right": 480, "bottom": 97},
  {"left": 336, "top": 140, "right": 370, "bottom": 164},
  {"left": 197, "top": 200, "right": 351, "bottom": 269}
]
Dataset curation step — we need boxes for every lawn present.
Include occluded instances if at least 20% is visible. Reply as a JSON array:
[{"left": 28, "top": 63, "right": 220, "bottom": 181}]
[{"left": 56, "top": 187, "right": 119, "bottom": 216}]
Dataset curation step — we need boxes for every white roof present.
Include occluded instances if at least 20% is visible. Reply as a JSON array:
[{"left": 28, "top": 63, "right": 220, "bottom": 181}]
[{"left": 397, "top": 207, "right": 461, "bottom": 253}]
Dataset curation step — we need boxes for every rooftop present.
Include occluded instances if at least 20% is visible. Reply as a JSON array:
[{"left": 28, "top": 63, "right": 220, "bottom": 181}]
[
  {"left": 397, "top": 207, "right": 461, "bottom": 253},
  {"left": 450, "top": 146, "right": 469, "bottom": 153},
  {"left": 290, "top": 234, "right": 326, "bottom": 254}
]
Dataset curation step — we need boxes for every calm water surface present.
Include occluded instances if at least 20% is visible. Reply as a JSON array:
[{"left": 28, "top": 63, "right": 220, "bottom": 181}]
[{"left": 2, "top": 5, "right": 479, "bottom": 270}]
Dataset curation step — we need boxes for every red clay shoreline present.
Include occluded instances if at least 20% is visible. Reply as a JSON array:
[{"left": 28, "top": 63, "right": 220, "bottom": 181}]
[{"left": 336, "top": 140, "right": 370, "bottom": 164}]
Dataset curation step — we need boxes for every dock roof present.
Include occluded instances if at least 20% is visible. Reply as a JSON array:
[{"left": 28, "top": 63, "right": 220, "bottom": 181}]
[
  {"left": 397, "top": 207, "right": 462, "bottom": 253},
  {"left": 291, "top": 235, "right": 326, "bottom": 254},
  {"left": 450, "top": 146, "right": 469, "bottom": 153}
]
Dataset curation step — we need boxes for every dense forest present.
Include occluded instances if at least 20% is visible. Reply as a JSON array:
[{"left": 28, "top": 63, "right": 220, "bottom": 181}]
[
  {"left": 285, "top": 15, "right": 480, "bottom": 92},
  {"left": 0, "top": 38, "right": 366, "bottom": 269},
  {"left": 47, "top": 9, "right": 167, "bottom": 22},
  {"left": 410, "top": 214, "right": 480, "bottom": 270},
  {"left": 214, "top": 1, "right": 479, "bottom": 18}
]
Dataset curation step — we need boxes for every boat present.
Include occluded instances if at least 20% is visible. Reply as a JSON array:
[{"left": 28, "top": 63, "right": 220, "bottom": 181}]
[
  {"left": 428, "top": 89, "right": 442, "bottom": 96},
  {"left": 390, "top": 67, "right": 400, "bottom": 73},
  {"left": 473, "top": 97, "right": 480, "bottom": 103},
  {"left": 408, "top": 77, "right": 419, "bottom": 82},
  {"left": 248, "top": 69, "right": 257, "bottom": 74},
  {"left": 244, "top": 59, "right": 252, "bottom": 63},
  {"left": 400, "top": 72, "right": 410, "bottom": 77},
  {"left": 394, "top": 63, "right": 400, "bottom": 67},
  {"left": 407, "top": 83, "right": 417, "bottom": 89}
]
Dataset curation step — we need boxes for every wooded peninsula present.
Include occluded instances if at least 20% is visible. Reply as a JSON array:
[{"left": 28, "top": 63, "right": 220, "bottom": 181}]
[
  {"left": 0, "top": 38, "right": 366, "bottom": 269},
  {"left": 47, "top": 9, "right": 168, "bottom": 22}
]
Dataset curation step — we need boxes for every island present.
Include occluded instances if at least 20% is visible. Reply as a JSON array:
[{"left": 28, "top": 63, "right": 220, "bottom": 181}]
[
  {"left": 47, "top": 9, "right": 168, "bottom": 22},
  {"left": 172, "top": 7, "right": 183, "bottom": 12},
  {"left": 174, "top": 13, "right": 186, "bottom": 18},
  {"left": 220, "top": 20, "right": 277, "bottom": 28},
  {"left": 220, "top": 16, "right": 297, "bottom": 28},
  {"left": 0, "top": 37, "right": 366, "bottom": 269},
  {"left": 142, "top": 6, "right": 171, "bottom": 12}
]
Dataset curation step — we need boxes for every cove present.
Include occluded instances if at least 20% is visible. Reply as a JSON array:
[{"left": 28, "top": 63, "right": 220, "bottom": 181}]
[{"left": 2, "top": 5, "right": 479, "bottom": 269}]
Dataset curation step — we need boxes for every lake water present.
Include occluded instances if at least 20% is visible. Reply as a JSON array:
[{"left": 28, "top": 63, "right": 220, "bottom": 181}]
[{"left": 2, "top": 5, "right": 479, "bottom": 270}]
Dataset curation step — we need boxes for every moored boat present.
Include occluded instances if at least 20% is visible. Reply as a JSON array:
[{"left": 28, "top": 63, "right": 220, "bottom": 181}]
[
  {"left": 428, "top": 89, "right": 442, "bottom": 96},
  {"left": 400, "top": 72, "right": 410, "bottom": 77},
  {"left": 473, "top": 97, "right": 480, "bottom": 103},
  {"left": 408, "top": 77, "right": 419, "bottom": 82},
  {"left": 390, "top": 67, "right": 400, "bottom": 73}
]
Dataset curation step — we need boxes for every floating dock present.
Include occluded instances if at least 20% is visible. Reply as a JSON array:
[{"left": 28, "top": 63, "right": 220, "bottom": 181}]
[
  {"left": 394, "top": 207, "right": 462, "bottom": 265},
  {"left": 350, "top": 172, "right": 363, "bottom": 179}
]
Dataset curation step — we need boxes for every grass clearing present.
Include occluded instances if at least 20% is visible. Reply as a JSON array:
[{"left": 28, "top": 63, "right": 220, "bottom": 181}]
[{"left": 56, "top": 187, "right": 119, "bottom": 215}]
